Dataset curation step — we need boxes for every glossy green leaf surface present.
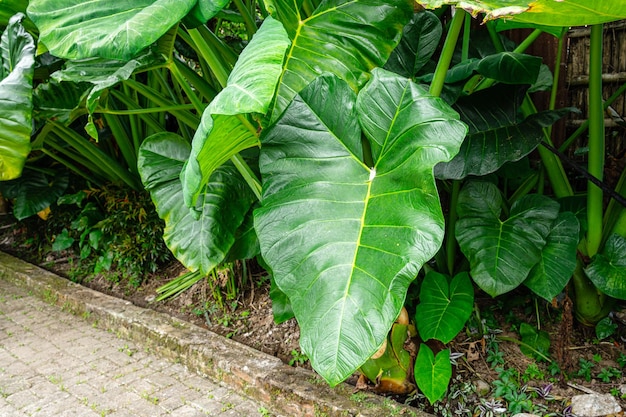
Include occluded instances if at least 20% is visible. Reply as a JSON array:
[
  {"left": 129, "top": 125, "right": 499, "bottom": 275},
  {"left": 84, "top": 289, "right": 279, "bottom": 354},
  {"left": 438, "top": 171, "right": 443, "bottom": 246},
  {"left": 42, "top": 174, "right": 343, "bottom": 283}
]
[
  {"left": 0, "top": 13, "right": 35, "bottom": 181},
  {"left": 267, "top": 0, "right": 412, "bottom": 121},
  {"left": 435, "top": 86, "right": 567, "bottom": 180},
  {"left": 476, "top": 52, "right": 541, "bottom": 85},
  {"left": 255, "top": 70, "right": 466, "bottom": 385},
  {"left": 385, "top": 11, "right": 442, "bottom": 78},
  {"left": 27, "top": 0, "right": 196, "bottom": 60},
  {"left": 138, "top": 132, "right": 255, "bottom": 275},
  {"left": 181, "top": 17, "right": 289, "bottom": 207},
  {"left": 419, "top": 0, "right": 626, "bottom": 26},
  {"left": 415, "top": 271, "right": 474, "bottom": 343},
  {"left": 585, "top": 234, "right": 626, "bottom": 300},
  {"left": 183, "top": 0, "right": 231, "bottom": 28},
  {"left": 414, "top": 345, "right": 451, "bottom": 404},
  {"left": 456, "top": 181, "right": 559, "bottom": 297},
  {"left": 524, "top": 212, "right": 579, "bottom": 302}
]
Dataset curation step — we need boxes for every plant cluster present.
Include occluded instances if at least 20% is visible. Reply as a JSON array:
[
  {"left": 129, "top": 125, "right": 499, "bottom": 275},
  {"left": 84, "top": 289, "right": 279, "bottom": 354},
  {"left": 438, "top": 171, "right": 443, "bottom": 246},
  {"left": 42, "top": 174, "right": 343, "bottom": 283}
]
[{"left": 1, "top": 0, "right": 626, "bottom": 406}]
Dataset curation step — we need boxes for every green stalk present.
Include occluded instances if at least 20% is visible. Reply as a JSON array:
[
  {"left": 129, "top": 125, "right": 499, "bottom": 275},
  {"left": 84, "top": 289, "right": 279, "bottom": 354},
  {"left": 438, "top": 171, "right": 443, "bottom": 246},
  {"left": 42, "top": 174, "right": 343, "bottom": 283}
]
[
  {"left": 169, "top": 62, "right": 207, "bottom": 114},
  {"left": 586, "top": 24, "right": 605, "bottom": 257},
  {"left": 49, "top": 122, "right": 141, "bottom": 190},
  {"left": 102, "top": 112, "right": 138, "bottom": 175},
  {"left": 446, "top": 180, "right": 461, "bottom": 275},
  {"left": 123, "top": 79, "right": 200, "bottom": 128},
  {"left": 461, "top": 13, "right": 471, "bottom": 62},
  {"left": 429, "top": 9, "right": 466, "bottom": 97},
  {"left": 40, "top": 148, "right": 104, "bottom": 187},
  {"left": 107, "top": 90, "right": 167, "bottom": 133},
  {"left": 558, "top": 82, "right": 626, "bottom": 152},
  {"left": 232, "top": 0, "right": 257, "bottom": 37},
  {"left": 172, "top": 58, "right": 218, "bottom": 101},
  {"left": 546, "top": 29, "right": 567, "bottom": 138},
  {"left": 188, "top": 27, "right": 231, "bottom": 88},
  {"left": 604, "top": 161, "right": 626, "bottom": 241},
  {"left": 572, "top": 260, "right": 612, "bottom": 326}
]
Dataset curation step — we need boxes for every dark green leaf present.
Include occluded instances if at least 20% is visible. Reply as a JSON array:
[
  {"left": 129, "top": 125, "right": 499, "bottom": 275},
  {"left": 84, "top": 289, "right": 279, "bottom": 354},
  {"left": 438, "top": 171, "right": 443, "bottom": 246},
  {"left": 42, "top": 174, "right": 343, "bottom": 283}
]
[
  {"left": 2, "top": 169, "right": 69, "bottom": 220},
  {"left": 595, "top": 317, "right": 617, "bottom": 340},
  {"left": 585, "top": 234, "right": 626, "bottom": 300},
  {"left": 524, "top": 212, "right": 579, "bottom": 301},
  {"left": 385, "top": 11, "right": 442, "bottom": 78},
  {"left": 255, "top": 70, "right": 466, "bottom": 385},
  {"left": 456, "top": 181, "right": 559, "bottom": 296},
  {"left": 415, "top": 271, "right": 474, "bottom": 343},
  {"left": 477, "top": 52, "right": 541, "bottom": 85},
  {"left": 52, "top": 229, "right": 74, "bottom": 252}
]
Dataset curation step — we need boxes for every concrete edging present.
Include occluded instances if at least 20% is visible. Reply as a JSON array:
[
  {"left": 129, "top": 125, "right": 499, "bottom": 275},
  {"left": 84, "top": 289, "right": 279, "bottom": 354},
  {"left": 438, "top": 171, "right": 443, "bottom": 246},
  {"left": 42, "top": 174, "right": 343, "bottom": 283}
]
[{"left": 0, "top": 252, "right": 427, "bottom": 417}]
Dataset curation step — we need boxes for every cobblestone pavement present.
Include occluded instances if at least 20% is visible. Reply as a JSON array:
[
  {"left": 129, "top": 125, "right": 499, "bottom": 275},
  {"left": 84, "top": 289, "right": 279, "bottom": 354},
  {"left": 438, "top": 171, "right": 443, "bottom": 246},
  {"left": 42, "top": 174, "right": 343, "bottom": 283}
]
[{"left": 0, "top": 278, "right": 274, "bottom": 417}]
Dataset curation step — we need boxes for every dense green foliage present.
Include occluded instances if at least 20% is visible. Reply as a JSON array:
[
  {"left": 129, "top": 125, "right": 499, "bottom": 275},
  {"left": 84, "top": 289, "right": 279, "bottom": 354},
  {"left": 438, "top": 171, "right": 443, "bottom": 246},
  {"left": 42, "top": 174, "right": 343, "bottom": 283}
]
[{"left": 1, "top": 0, "right": 626, "bottom": 403}]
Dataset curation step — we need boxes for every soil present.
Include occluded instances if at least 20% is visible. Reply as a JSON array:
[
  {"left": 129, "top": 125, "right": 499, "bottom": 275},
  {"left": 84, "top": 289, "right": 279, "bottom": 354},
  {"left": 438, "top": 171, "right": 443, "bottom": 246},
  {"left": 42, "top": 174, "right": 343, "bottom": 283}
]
[{"left": 1, "top": 209, "right": 626, "bottom": 416}]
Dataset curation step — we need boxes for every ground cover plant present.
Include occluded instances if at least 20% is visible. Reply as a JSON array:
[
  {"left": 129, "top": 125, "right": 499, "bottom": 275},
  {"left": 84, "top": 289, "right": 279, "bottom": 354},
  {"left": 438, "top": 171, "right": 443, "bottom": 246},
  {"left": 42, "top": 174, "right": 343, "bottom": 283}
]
[{"left": 1, "top": 0, "right": 626, "bottom": 409}]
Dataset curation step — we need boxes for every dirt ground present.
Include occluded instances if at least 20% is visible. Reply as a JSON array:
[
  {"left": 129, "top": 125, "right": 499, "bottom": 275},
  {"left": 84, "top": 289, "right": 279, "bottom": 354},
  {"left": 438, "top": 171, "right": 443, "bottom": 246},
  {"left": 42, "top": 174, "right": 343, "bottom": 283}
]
[{"left": 1, "top": 210, "right": 625, "bottom": 415}]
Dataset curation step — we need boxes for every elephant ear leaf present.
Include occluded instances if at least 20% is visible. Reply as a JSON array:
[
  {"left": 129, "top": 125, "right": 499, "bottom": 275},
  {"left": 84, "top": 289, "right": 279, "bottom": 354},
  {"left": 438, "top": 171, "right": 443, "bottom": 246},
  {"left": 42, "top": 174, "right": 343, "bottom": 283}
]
[
  {"left": 138, "top": 132, "right": 255, "bottom": 275},
  {"left": 456, "top": 181, "right": 560, "bottom": 296},
  {"left": 27, "top": 0, "right": 196, "bottom": 60},
  {"left": 0, "top": 13, "right": 35, "bottom": 181},
  {"left": 267, "top": 0, "right": 412, "bottom": 122},
  {"left": 255, "top": 69, "right": 466, "bottom": 386}
]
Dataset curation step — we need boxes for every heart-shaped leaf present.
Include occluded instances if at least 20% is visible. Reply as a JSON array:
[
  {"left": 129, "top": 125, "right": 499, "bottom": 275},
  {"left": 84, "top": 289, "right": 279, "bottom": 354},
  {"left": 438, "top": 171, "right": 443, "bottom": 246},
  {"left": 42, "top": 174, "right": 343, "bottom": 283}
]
[
  {"left": 476, "top": 52, "right": 541, "bottom": 85},
  {"left": 419, "top": 1, "right": 626, "bottom": 26},
  {"left": 415, "top": 271, "right": 474, "bottom": 343},
  {"left": 585, "top": 234, "right": 626, "bottom": 300},
  {"left": 456, "top": 181, "right": 559, "bottom": 296},
  {"left": 519, "top": 323, "right": 550, "bottom": 361},
  {"left": 181, "top": 16, "right": 290, "bottom": 207},
  {"left": 27, "top": 0, "right": 196, "bottom": 60},
  {"left": 414, "top": 345, "right": 451, "bottom": 404},
  {"left": 138, "top": 132, "right": 255, "bottom": 274},
  {"left": 267, "top": 0, "right": 412, "bottom": 122},
  {"left": 524, "top": 212, "right": 580, "bottom": 302},
  {"left": 255, "top": 69, "right": 466, "bottom": 385},
  {"left": 0, "top": 169, "right": 68, "bottom": 220},
  {"left": 0, "top": 13, "right": 35, "bottom": 180}
]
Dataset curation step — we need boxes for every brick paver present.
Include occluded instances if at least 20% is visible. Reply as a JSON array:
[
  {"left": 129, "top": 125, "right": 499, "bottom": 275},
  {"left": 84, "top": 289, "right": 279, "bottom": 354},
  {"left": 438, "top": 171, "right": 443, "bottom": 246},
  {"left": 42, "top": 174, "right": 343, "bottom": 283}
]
[{"left": 0, "top": 279, "right": 274, "bottom": 417}]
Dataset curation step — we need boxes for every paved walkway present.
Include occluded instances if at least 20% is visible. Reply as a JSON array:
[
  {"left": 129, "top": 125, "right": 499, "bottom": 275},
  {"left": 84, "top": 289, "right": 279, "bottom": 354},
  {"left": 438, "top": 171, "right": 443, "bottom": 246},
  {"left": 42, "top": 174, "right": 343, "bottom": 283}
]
[{"left": 0, "top": 278, "right": 273, "bottom": 417}]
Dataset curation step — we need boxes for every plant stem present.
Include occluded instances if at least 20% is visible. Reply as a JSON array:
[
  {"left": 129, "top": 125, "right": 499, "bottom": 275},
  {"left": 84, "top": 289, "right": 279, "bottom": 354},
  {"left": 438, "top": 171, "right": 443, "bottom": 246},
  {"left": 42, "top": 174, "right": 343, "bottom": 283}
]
[
  {"left": 188, "top": 27, "right": 231, "bottom": 89},
  {"left": 429, "top": 8, "right": 465, "bottom": 97},
  {"left": 230, "top": 153, "right": 262, "bottom": 201},
  {"left": 232, "top": 0, "right": 257, "bottom": 37},
  {"left": 587, "top": 24, "right": 605, "bottom": 257},
  {"left": 446, "top": 180, "right": 461, "bottom": 275}
]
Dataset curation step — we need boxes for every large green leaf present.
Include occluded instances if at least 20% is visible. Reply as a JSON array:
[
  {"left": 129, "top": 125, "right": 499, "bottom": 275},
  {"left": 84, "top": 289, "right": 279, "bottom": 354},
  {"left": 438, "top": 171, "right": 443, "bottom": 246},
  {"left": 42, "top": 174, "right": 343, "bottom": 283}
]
[
  {"left": 27, "top": 0, "right": 196, "bottom": 60},
  {"left": 255, "top": 69, "right": 466, "bottom": 385},
  {"left": 435, "top": 85, "right": 569, "bottom": 180},
  {"left": 524, "top": 212, "right": 580, "bottom": 302},
  {"left": 138, "top": 132, "right": 255, "bottom": 274},
  {"left": 0, "top": 13, "right": 35, "bottom": 181},
  {"left": 181, "top": 16, "right": 290, "bottom": 207},
  {"left": 476, "top": 52, "right": 541, "bottom": 85},
  {"left": 456, "top": 181, "right": 559, "bottom": 297},
  {"left": 415, "top": 271, "right": 474, "bottom": 344},
  {"left": 585, "top": 234, "right": 626, "bottom": 300},
  {"left": 267, "top": 0, "right": 412, "bottom": 121},
  {"left": 419, "top": 1, "right": 626, "bottom": 26},
  {"left": 384, "top": 11, "right": 442, "bottom": 78},
  {"left": 414, "top": 345, "right": 451, "bottom": 404}
]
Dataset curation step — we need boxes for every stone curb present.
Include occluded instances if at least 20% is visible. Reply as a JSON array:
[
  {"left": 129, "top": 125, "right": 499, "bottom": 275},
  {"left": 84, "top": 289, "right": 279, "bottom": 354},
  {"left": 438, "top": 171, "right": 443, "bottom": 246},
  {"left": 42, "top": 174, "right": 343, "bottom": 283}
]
[{"left": 0, "top": 252, "right": 427, "bottom": 417}]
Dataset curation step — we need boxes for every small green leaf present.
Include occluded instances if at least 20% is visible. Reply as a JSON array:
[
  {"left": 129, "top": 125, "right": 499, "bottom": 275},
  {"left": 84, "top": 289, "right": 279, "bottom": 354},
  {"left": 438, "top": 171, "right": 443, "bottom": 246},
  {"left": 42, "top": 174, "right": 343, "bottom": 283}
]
[
  {"left": 477, "top": 52, "right": 541, "bottom": 85},
  {"left": 52, "top": 229, "right": 74, "bottom": 252},
  {"left": 414, "top": 345, "right": 451, "bottom": 404},
  {"left": 415, "top": 271, "right": 474, "bottom": 343},
  {"left": 585, "top": 234, "right": 626, "bottom": 300},
  {"left": 519, "top": 323, "right": 550, "bottom": 361},
  {"left": 595, "top": 317, "right": 617, "bottom": 340}
]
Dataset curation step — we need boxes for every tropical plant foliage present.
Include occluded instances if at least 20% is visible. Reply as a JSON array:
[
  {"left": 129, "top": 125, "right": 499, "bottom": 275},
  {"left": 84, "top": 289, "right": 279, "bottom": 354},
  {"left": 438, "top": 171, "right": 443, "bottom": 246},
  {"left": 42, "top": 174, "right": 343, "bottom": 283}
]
[{"left": 1, "top": 0, "right": 626, "bottom": 404}]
